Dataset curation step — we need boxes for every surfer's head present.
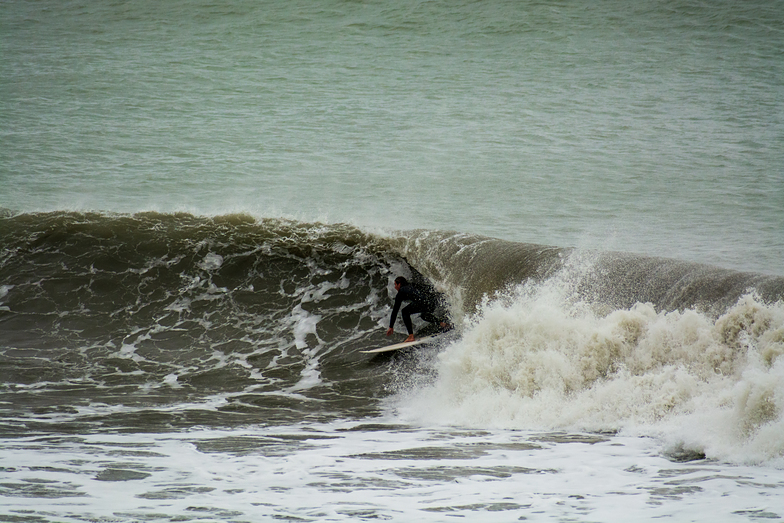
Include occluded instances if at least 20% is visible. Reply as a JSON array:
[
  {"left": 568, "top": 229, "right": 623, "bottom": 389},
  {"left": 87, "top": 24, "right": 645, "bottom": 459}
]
[{"left": 394, "top": 276, "right": 407, "bottom": 291}]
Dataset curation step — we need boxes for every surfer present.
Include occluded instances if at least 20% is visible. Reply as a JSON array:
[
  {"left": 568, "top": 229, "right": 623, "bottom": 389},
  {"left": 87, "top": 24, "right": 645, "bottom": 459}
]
[{"left": 386, "top": 276, "right": 450, "bottom": 343}]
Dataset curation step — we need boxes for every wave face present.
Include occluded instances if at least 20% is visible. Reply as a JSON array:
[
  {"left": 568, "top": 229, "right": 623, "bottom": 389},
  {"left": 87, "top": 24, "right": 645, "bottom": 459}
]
[
  {"left": 0, "top": 211, "right": 409, "bottom": 432},
  {"left": 398, "top": 229, "right": 784, "bottom": 314},
  {"left": 1, "top": 211, "right": 783, "bottom": 463}
]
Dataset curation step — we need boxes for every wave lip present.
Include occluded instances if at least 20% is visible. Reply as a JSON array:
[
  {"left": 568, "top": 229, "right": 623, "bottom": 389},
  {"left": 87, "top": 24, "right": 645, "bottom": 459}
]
[{"left": 398, "top": 229, "right": 784, "bottom": 315}]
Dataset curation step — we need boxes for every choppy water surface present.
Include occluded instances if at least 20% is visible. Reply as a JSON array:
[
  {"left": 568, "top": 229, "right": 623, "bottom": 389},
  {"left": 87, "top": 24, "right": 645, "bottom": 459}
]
[
  {"left": 1, "top": 213, "right": 783, "bottom": 521},
  {"left": 2, "top": 0, "right": 783, "bottom": 521},
  {"left": 3, "top": 422, "right": 783, "bottom": 522}
]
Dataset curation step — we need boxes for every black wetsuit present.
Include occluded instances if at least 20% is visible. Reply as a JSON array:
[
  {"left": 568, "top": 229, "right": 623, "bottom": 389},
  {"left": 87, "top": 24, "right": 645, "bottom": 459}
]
[{"left": 389, "top": 283, "right": 441, "bottom": 335}]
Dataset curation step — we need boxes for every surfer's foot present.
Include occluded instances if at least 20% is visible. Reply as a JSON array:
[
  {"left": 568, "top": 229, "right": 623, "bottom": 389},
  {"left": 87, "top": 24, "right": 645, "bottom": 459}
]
[
  {"left": 439, "top": 322, "right": 453, "bottom": 332},
  {"left": 405, "top": 334, "right": 416, "bottom": 343}
]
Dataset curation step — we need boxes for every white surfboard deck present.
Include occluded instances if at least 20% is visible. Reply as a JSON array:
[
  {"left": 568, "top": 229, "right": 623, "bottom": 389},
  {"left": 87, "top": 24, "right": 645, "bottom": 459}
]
[{"left": 360, "top": 334, "right": 445, "bottom": 354}]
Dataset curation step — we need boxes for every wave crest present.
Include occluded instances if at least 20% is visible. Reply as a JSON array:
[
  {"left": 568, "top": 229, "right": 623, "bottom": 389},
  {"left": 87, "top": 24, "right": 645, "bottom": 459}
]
[{"left": 393, "top": 270, "right": 784, "bottom": 464}]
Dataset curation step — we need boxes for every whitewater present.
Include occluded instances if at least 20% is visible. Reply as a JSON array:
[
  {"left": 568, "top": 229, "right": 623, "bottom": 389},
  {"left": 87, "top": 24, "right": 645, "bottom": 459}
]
[{"left": 2, "top": 0, "right": 783, "bottom": 521}]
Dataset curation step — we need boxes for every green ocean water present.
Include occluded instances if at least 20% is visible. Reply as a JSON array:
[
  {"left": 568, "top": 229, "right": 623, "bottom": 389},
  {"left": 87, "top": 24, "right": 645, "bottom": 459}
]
[
  {"left": 2, "top": 0, "right": 782, "bottom": 273},
  {"left": 2, "top": 2, "right": 784, "bottom": 522}
]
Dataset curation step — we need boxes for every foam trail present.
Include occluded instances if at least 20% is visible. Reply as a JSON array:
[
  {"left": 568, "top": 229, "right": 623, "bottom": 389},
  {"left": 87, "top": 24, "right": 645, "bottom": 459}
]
[{"left": 393, "top": 270, "right": 784, "bottom": 465}]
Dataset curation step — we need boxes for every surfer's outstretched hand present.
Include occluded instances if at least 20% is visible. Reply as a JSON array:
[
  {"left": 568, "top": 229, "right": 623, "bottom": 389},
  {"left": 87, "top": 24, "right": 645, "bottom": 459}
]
[{"left": 386, "top": 327, "right": 394, "bottom": 336}]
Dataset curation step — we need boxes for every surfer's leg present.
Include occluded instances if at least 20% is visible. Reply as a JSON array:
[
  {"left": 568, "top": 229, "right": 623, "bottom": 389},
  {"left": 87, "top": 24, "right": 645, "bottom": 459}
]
[
  {"left": 401, "top": 304, "right": 417, "bottom": 334},
  {"left": 419, "top": 311, "right": 438, "bottom": 324},
  {"left": 420, "top": 310, "right": 452, "bottom": 332},
  {"left": 417, "top": 305, "right": 451, "bottom": 332}
]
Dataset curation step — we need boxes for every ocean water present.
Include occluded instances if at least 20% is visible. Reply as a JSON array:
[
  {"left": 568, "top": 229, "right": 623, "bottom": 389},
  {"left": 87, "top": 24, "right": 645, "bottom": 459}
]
[{"left": 1, "top": 1, "right": 783, "bottom": 521}]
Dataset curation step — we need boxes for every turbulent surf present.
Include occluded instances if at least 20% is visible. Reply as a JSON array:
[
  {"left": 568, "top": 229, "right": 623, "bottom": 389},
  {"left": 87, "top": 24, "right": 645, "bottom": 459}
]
[{"left": 2, "top": 211, "right": 783, "bottom": 465}]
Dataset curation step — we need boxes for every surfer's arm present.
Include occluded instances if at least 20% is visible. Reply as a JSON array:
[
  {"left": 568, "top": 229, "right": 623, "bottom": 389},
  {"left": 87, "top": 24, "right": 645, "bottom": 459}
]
[{"left": 388, "top": 293, "right": 404, "bottom": 330}]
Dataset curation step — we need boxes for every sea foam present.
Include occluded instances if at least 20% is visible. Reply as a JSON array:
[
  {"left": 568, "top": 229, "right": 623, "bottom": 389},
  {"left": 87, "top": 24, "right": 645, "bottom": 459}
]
[{"left": 393, "top": 275, "right": 784, "bottom": 465}]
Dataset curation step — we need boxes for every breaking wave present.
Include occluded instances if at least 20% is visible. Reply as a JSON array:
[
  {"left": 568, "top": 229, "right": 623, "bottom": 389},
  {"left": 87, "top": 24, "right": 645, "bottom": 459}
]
[{"left": 2, "top": 210, "right": 783, "bottom": 464}]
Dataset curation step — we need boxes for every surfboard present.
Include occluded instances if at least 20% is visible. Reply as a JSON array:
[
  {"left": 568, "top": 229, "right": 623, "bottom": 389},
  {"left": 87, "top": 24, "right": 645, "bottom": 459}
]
[{"left": 360, "top": 334, "right": 444, "bottom": 354}]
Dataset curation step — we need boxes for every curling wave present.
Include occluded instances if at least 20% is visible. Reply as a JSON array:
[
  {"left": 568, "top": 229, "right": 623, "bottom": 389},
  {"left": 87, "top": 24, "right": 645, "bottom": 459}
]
[{"left": 1, "top": 211, "right": 783, "bottom": 464}]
